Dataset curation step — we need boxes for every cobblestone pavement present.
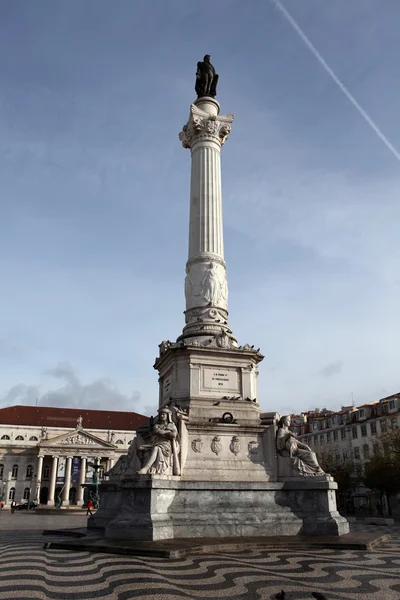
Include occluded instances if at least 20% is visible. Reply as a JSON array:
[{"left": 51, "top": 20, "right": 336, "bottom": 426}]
[{"left": 0, "top": 512, "right": 400, "bottom": 600}]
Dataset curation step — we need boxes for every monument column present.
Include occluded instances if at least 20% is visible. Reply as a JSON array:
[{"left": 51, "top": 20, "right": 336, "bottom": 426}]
[
  {"left": 35, "top": 455, "right": 44, "bottom": 502},
  {"left": 77, "top": 457, "right": 86, "bottom": 505},
  {"left": 48, "top": 455, "right": 58, "bottom": 505},
  {"left": 62, "top": 456, "right": 72, "bottom": 505},
  {"left": 178, "top": 96, "right": 235, "bottom": 344}
]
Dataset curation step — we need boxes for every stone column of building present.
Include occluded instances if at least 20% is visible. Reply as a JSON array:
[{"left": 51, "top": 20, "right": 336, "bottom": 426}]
[
  {"left": 77, "top": 456, "right": 86, "bottom": 505},
  {"left": 35, "top": 455, "right": 44, "bottom": 502},
  {"left": 48, "top": 455, "right": 58, "bottom": 505},
  {"left": 108, "top": 457, "right": 115, "bottom": 470},
  {"left": 178, "top": 97, "right": 235, "bottom": 345},
  {"left": 62, "top": 456, "right": 73, "bottom": 505}
]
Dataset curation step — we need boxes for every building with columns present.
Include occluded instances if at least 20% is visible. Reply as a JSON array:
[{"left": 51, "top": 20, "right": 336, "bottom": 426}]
[{"left": 0, "top": 405, "right": 148, "bottom": 506}]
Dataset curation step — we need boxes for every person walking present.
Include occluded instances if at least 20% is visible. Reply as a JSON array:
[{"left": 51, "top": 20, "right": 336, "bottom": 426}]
[
  {"left": 10, "top": 500, "right": 16, "bottom": 513},
  {"left": 85, "top": 499, "right": 93, "bottom": 516}
]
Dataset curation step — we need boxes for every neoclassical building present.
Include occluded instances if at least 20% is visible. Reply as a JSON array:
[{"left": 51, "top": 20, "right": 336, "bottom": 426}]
[{"left": 0, "top": 405, "right": 148, "bottom": 506}]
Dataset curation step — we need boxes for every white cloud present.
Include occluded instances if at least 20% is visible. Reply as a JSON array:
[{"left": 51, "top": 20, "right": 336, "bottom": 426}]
[{"left": 0, "top": 363, "right": 142, "bottom": 412}]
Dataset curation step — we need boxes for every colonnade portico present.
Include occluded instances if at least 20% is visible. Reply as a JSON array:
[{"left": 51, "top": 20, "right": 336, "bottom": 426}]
[{"left": 35, "top": 427, "right": 118, "bottom": 506}]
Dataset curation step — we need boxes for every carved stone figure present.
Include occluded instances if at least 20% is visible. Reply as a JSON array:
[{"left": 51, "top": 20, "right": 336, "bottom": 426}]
[
  {"left": 77, "top": 415, "right": 83, "bottom": 429},
  {"left": 195, "top": 55, "right": 219, "bottom": 99},
  {"left": 201, "top": 262, "right": 222, "bottom": 304},
  {"left": 106, "top": 456, "right": 127, "bottom": 482},
  {"left": 276, "top": 416, "right": 325, "bottom": 477},
  {"left": 127, "top": 407, "right": 181, "bottom": 476}
]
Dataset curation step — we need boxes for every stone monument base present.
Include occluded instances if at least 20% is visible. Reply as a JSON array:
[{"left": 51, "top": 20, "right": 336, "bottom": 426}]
[{"left": 90, "top": 477, "right": 349, "bottom": 541}]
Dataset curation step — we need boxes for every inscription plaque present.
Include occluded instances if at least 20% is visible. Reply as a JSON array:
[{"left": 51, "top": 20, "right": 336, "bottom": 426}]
[{"left": 203, "top": 367, "right": 240, "bottom": 392}]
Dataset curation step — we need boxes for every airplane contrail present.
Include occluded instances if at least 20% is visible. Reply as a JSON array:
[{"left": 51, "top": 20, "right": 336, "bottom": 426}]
[{"left": 271, "top": 0, "right": 400, "bottom": 163}]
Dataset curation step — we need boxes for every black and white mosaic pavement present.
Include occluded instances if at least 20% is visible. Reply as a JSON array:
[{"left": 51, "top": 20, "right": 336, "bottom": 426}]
[{"left": 0, "top": 512, "right": 399, "bottom": 599}]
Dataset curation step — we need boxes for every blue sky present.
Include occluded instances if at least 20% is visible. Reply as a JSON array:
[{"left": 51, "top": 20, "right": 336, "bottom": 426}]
[{"left": 1, "top": 0, "right": 400, "bottom": 416}]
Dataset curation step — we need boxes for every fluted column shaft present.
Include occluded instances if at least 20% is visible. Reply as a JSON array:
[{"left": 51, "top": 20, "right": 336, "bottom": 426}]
[
  {"left": 179, "top": 97, "right": 234, "bottom": 343},
  {"left": 189, "top": 140, "right": 224, "bottom": 258}
]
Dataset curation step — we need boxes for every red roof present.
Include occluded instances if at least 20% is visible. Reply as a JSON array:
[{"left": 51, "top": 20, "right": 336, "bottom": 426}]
[{"left": 0, "top": 405, "right": 149, "bottom": 431}]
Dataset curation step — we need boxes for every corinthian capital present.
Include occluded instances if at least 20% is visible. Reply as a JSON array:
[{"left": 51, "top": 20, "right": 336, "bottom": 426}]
[{"left": 179, "top": 104, "right": 234, "bottom": 149}]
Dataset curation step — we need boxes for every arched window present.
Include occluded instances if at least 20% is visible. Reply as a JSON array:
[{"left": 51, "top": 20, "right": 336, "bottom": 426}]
[
  {"left": 29, "top": 436, "right": 38, "bottom": 441},
  {"left": 1, "top": 435, "right": 10, "bottom": 440},
  {"left": 15, "top": 436, "right": 24, "bottom": 441},
  {"left": 8, "top": 487, "right": 15, "bottom": 500},
  {"left": 0, "top": 464, "right": 3, "bottom": 479},
  {"left": 26, "top": 465, "right": 34, "bottom": 478},
  {"left": 23, "top": 487, "right": 30, "bottom": 500},
  {"left": 115, "top": 439, "right": 124, "bottom": 445},
  {"left": 11, "top": 464, "right": 18, "bottom": 478},
  {"left": 43, "top": 465, "right": 50, "bottom": 478}
]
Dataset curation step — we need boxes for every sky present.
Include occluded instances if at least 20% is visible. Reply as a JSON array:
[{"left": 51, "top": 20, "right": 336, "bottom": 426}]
[{"left": 1, "top": 0, "right": 400, "bottom": 417}]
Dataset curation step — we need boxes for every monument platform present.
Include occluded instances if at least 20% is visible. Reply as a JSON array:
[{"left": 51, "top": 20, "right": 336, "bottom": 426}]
[{"left": 44, "top": 528, "right": 390, "bottom": 558}]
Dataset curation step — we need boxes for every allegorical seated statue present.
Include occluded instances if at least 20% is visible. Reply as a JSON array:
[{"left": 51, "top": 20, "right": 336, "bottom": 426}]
[
  {"left": 127, "top": 406, "right": 181, "bottom": 476},
  {"left": 195, "top": 54, "right": 219, "bottom": 98},
  {"left": 276, "top": 415, "right": 325, "bottom": 477}
]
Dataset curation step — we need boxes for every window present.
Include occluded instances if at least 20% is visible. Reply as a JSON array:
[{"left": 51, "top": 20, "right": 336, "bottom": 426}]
[
  {"left": 382, "top": 404, "right": 388, "bottom": 413},
  {"left": 380, "top": 420, "right": 387, "bottom": 433},
  {"left": 392, "top": 419, "right": 398, "bottom": 429},
  {"left": 370, "top": 422, "right": 377, "bottom": 435},
  {"left": 361, "top": 425, "right": 367, "bottom": 437},
  {"left": 342, "top": 449, "right": 348, "bottom": 460},
  {"left": 312, "top": 422, "right": 319, "bottom": 431},
  {"left": 333, "top": 431, "right": 338, "bottom": 442},
  {"left": 43, "top": 465, "right": 50, "bottom": 479},
  {"left": 335, "top": 453, "right": 340, "bottom": 462},
  {"left": 373, "top": 443, "right": 380, "bottom": 455},
  {"left": 0, "top": 464, "right": 3, "bottom": 478},
  {"left": 314, "top": 436, "right": 318, "bottom": 445},
  {"left": 26, "top": 465, "right": 34, "bottom": 478},
  {"left": 341, "top": 429, "right": 346, "bottom": 440},
  {"left": 389, "top": 400, "right": 396, "bottom": 409},
  {"left": 320, "top": 434, "right": 324, "bottom": 445},
  {"left": 23, "top": 487, "right": 30, "bottom": 500},
  {"left": 15, "top": 435, "right": 24, "bottom": 441},
  {"left": 363, "top": 445, "right": 370, "bottom": 459},
  {"left": 11, "top": 465, "right": 18, "bottom": 478},
  {"left": 355, "top": 464, "right": 363, "bottom": 478},
  {"left": 8, "top": 487, "right": 15, "bottom": 500},
  {"left": 354, "top": 447, "right": 360, "bottom": 460},
  {"left": 352, "top": 426, "right": 358, "bottom": 439},
  {"left": 115, "top": 439, "right": 124, "bottom": 445},
  {"left": 327, "top": 432, "right": 331, "bottom": 443},
  {"left": 1, "top": 435, "right": 10, "bottom": 440},
  {"left": 29, "top": 436, "right": 38, "bottom": 442},
  {"left": 359, "top": 409, "right": 364, "bottom": 418}
]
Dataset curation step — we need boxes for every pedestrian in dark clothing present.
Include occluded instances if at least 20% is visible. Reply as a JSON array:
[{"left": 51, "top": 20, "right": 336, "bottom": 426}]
[{"left": 11, "top": 500, "right": 16, "bottom": 513}]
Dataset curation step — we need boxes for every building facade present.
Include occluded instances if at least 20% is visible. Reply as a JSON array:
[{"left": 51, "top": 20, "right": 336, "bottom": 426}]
[
  {"left": 0, "top": 405, "right": 148, "bottom": 506},
  {"left": 291, "top": 393, "right": 400, "bottom": 481}
]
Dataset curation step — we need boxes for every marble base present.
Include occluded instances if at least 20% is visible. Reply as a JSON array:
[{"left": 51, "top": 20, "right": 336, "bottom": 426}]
[{"left": 96, "top": 478, "right": 349, "bottom": 540}]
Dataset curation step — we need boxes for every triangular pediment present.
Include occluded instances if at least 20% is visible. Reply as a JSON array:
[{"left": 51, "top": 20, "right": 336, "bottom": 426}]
[{"left": 39, "top": 428, "right": 117, "bottom": 449}]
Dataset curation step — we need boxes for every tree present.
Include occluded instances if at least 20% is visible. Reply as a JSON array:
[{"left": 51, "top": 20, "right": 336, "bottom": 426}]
[
  {"left": 318, "top": 446, "right": 355, "bottom": 497},
  {"left": 363, "top": 453, "right": 399, "bottom": 516}
]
